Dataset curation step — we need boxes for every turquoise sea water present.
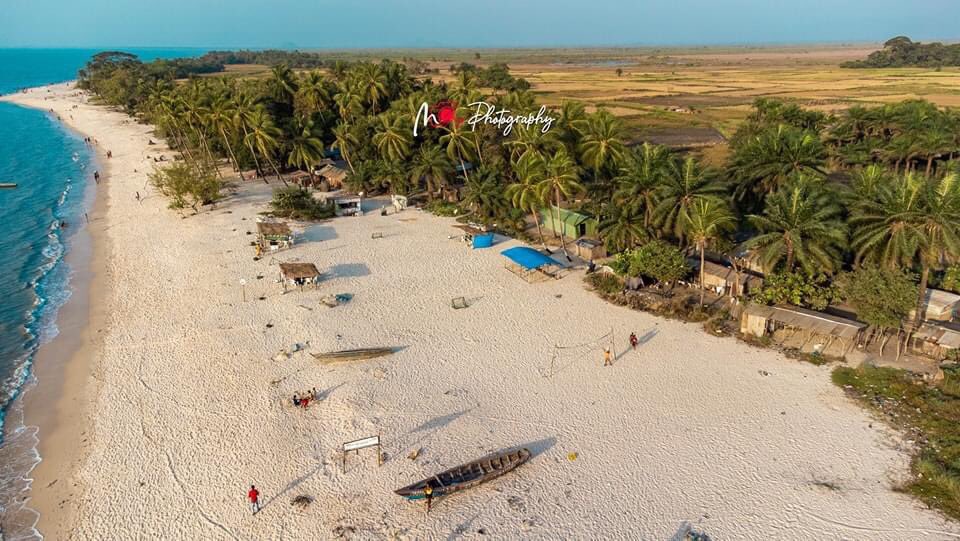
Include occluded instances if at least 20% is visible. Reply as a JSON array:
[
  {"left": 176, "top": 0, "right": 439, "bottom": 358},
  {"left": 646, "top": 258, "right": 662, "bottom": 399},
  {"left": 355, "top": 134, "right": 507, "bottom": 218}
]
[{"left": 0, "top": 47, "right": 203, "bottom": 538}]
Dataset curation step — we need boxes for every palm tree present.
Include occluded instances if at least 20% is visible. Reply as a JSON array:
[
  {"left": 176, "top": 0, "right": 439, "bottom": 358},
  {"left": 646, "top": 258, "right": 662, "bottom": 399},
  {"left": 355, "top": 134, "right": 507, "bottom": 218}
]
[
  {"left": 505, "top": 153, "right": 549, "bottom": 249},
  {"left": 244, "top": 109, "right": 287, "bottom": 185},
  {"left": 682, "top": 199, "right": 737, "bottom": 304},
  {"left": 910, "top": 172, "right": 960, "bottom": 326},
  {"left": 331, "top": 123, "right": 359, "bottom": 173},
  {"left": 744, "top": 176, "right": 847, "bottom": 275},
  {"left": 295, "top": 70, "right": 331, "bottom": 120},
  {"left": 409, "top": 145, "right": 452, "bottom": 200},
  {"left": 654, "top": 156, "right": 727, "bottom": 244},
  {"left": 357, "top": 63, "right": 388, "bottom": 113},
  {"left": 614, "top": 142, "right": 670, "bottom": 230},
  {"left": 268, "top": 64, "right": 298, "bottom": 107},
  {"left": 599, "top": 204, "right": 647, "bottom": 253},
  {"left": 372, "top": 113, "right": 412, "bottom": 163},
  {"left": 578, "top": 110, "right": 626, "bottom": 178},
  {"left": 462, "top": 166, "right": 508, "bottom": 221},
  {"left": 730, "top": 124, "right": 827, "bottom": 203},
  {"left": 205, "top": 96, "right": 243, "bottom": 176},
  {"left": 555, "top": 100, "right": 586, "bottom": 154},
  {"left": 537, "top": 149, "right": 584, "bottom": 258},
  {"left": 440, "top": 118, "right": 477, "bottom": 181},
  {"left": 506, "top": 123, "right": 558, "bottom": 163},
  {"left": 333, "top": 82, "right": 364, "bottom": 121},
  {"left": 287, "top": 117, "right": 325, "bottom": 177},
  {"left": 232, "top": 93, "right": 267, "bottom": 181}
]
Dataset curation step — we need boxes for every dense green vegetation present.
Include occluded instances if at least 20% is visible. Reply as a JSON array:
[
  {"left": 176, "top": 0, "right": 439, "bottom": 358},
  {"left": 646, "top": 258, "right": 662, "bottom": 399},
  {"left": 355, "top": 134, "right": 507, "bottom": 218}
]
[
  {"left": 78, "top": 51, "right": 960, "bottom": 328},
  {"left": 844, "top": 36, "right": 960, "bottom": 68},
  {"left": 834, "top": 365, "right": 960, "bottom": 520}
]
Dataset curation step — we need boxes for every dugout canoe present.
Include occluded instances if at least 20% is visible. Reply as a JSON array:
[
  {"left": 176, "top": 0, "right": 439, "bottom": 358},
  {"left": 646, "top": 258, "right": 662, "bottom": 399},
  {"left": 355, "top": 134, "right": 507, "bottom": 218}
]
[
  {"left": 395, "top": 448, "right": 530, "bottom": 500},
  {"left": 0, "top": 183, "right": 16, "bottom": 189},
  {"left": 310, "top": 347, "right": 394, "bottom": 364}
]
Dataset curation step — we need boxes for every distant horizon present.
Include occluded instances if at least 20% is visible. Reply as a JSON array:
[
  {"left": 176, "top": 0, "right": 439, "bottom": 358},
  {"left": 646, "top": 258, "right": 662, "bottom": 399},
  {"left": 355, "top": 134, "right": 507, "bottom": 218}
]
[{"left": 4, "top": 0, "right": 957, "bottom": 50}]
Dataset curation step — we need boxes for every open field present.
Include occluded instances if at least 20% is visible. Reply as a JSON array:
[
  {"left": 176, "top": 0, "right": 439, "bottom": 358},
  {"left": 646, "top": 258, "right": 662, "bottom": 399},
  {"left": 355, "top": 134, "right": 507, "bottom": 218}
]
[{"left": 227, "top": 44, "right": 960, "bottom": 146}]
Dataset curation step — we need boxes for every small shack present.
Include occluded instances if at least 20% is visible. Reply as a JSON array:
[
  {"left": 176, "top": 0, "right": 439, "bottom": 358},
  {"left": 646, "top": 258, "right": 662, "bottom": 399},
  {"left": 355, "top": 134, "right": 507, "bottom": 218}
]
[
  {"left": 279, "top": 262, "right": 321, "bottom": 292},
  {"left": 690, "top": 259, "right": 761, "bottom": 297},
  {"left": 573, "top": 238, "right": 607, "bottom": 260},
  {"left": 289, "top": 171, "right": 314, "bottom": 188},
  {"left": 315, "top": 162, "right": 350, "bottom": 191},
  {"left": 911, "top": 322, "right": 960, "bottom": 361},
  {"left": 501, "top": 246, "right": 562, "bottom": 283},
  {"left": 257, "top": 221, "right": 294, "bottom": 251},
  {"left": 741, "top": 304, "right": 866, "bottom": 357},
  {"left": 539, "top": 206, "right": 599, "bottom": 241},
  {"left": 333, "top": 195, "right": 362, "bottom": 217},
  {"left": 913, "top": 288, "right": 960, "bottom": 322}
]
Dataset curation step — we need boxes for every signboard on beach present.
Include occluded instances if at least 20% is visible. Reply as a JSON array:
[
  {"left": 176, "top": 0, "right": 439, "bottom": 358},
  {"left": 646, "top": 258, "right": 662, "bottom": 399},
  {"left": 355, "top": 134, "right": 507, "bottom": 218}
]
[{"left": 342, "top": 434, "right": 383, "bottom": 472}]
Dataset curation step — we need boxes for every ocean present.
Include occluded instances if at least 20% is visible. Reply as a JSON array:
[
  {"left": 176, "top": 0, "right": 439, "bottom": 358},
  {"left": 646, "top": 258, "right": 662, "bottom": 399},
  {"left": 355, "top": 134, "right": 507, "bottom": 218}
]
[{"left": 0, "top": 47, "right": 204, "bottom": 539}]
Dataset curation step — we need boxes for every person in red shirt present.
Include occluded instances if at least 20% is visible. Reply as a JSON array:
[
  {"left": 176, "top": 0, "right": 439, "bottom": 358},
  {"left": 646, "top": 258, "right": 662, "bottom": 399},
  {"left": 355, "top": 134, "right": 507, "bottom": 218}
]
[{"left": 248, "top": 485, "right": 261, "bottom": 514}]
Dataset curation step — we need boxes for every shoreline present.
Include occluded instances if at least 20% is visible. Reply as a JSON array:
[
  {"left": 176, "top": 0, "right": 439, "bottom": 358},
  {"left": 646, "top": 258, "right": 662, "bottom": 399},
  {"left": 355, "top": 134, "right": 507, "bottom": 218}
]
[
  {"left": 0, "top": 86, "right": 110, "bottom": 539},
  {"left": 3, "top": 83, "right": 959, "bottom": 539}
]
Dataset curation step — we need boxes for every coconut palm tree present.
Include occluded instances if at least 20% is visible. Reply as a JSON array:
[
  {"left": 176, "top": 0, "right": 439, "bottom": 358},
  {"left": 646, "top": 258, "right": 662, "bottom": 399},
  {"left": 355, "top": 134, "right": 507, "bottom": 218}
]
[
  {"left": 357, "top": 63, "right": 388, "bottom": 113},
  {"left": 555, "top": 100, "right": 586, "bottom": 154},
  {"left": 334, "top": 82, "right": 364, "bottom": 121},
  {"left": 409, "top": 145, "right": 452, "bottom": 200},
  {"left": 244, "top": 109, "right": 287, "bottom": 185},
  {"left": 505, "top": 153, "right": 549, "bottom": 249},
  {"left": 599, "top": 204, "right": 647, "bottom": 253},
  {"left": 578, "top": 109, "right": 626, "bottom": 179},
  {"left": 232, "top": 93, "right": 268, "bottom": 181},
  {"left": 909, "top": 172, "right": 960, "bottom": 326},
  {"left": 372, "top": 113, "right": 412, "bottom": 163},
  {"left": 462, "top": 166, "right": 508, "bottom": 221},
  {"left": 295, "top": 70, "right": 331, "bottom": 120},
  {"left": 730, "top": 124, "right": 827, "bottom": 203},
  {"left": 205, "top": 95, "right": 243, "bottom": 175},
  {"left": 537, "top": 149, "right": 584, "bottom": 258},
  {"left": 440, "top": 118, "right": 477, "bottom": 181},
  {"left": 614, "top": 142, "right": 671, "bottom": 230},
  {"left": 654, "top": 157, "right": 727, "bottom": 244},
  {"left": 506, "top": 123, "right": 558, "bottom": 163},
  {"left": 744, "top": 176, "right": 847, "bottom": 275},
  {"left": 287, "top": 116, "right": 325, "bottom": 177},
  {"left": 682, "top": 199, "right": 737, "bottom": 304},
  {"left": 331, "top": 123, "right": 359, "bottom": 174}
]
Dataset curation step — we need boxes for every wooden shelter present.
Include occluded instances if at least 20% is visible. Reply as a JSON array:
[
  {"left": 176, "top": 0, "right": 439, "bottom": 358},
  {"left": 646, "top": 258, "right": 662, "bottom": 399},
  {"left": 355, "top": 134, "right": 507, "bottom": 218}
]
[
  {"left": 741, "top": 304, "right": 866, "bottom": 357},
  {"left": 911, "top": 322, "right": 960, "bottom": 360},
  {"left": 315, "top": 162, "right": 349, "bottom": 190},
  {"left": 690, "top": 259, "right": 762, "bottom": 297},
  {"left": 279, "top": 262, "right": 321, "bottom": 291},
  {"left": 573, "top": 238, "right": 607, "bottom": 260},
  {"left": 912, "top": 288, "right": 960, "bottom": 322},
  {"left": 257, "top": 221, "right": 294, "bottom": 251}
]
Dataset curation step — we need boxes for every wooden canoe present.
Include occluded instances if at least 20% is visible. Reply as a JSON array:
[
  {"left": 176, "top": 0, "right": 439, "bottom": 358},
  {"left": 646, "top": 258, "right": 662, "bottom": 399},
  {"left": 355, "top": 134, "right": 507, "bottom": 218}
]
[
  {"left": 310, "top": 347, "right": 394, "bottom": 364},
  {"left": 0, "top": 183, "right": 16, "bottom": 189},
  {"left": 395, "top": 448, "right": 530, "bottom": 500}
]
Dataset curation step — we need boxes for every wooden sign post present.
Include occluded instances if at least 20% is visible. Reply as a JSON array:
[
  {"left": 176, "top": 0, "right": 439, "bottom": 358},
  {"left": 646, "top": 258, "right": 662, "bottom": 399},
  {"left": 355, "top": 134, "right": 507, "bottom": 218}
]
[
  {"left": 342, "top": 433, "right": 382, "bottom": 473},
  {"left": 239, "top": 278, "right": 247, "bottom": 302}
]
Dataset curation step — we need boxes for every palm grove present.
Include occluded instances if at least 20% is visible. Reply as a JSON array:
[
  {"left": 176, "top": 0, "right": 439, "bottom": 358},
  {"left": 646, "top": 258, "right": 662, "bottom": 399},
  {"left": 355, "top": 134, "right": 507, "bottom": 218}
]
[{"left": 78, "top": 51, "right": 960, "bottom": 349}]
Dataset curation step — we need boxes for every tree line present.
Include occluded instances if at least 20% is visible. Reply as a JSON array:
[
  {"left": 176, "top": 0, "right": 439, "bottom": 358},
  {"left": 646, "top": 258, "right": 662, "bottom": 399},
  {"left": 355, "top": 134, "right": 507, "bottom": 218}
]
[
  {"left": 77, "top": 51, "right": 960, "bottom": 341},
  {"left": 843, "top": 36, "right": 960, "bottom": 68}
]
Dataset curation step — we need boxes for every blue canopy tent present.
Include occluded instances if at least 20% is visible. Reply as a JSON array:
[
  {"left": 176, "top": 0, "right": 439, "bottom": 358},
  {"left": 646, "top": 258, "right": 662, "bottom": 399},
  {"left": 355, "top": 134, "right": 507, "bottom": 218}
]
[
  {"left": 500, "top": 247, "right": 561, "bottom": 282},
  {"left": 473, "top": 233, "right": 495, "bottom": 249}
]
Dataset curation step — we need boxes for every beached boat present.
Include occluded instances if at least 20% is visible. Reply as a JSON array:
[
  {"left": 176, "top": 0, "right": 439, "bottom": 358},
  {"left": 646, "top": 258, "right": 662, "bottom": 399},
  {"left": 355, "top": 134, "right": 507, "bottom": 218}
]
[
  {"left": 310, "top": 347, "right": 394, "bottom": 364},
  {"left": 0, "top": 183, "right": 17, "bottom": 189},
  {"left": 395, "top": 448, "right": 530, "bottom": 500}
]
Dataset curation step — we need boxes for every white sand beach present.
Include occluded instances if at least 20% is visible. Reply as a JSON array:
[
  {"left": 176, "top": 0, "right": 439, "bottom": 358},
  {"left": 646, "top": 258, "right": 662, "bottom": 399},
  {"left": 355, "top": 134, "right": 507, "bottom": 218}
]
[{"left": 4, "top": 83, "right": 960, "bottom": 540}]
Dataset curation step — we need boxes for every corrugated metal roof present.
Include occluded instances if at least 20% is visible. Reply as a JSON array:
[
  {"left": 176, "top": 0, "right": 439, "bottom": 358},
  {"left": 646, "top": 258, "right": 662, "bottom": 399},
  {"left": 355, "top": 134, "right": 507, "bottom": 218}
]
[{"left": 744, "top": 304, "right": 865, "bottom": 340}]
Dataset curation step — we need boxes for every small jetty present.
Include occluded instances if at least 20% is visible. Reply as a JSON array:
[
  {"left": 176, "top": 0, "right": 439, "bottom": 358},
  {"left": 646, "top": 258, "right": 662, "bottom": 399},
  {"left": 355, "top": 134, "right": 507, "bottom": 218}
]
[
  {"left": 395, "top": 448, "right": 531, "bottom": 501},
  {"left": 310, "top": 347, "right": 394, "bottom": 364}
]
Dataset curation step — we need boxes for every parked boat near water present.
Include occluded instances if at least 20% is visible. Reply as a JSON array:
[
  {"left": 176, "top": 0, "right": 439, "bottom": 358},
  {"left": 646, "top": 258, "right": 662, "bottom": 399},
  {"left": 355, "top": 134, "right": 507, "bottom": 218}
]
[{"left": 395, "top": 448, "right": 531, "bottom": 501}]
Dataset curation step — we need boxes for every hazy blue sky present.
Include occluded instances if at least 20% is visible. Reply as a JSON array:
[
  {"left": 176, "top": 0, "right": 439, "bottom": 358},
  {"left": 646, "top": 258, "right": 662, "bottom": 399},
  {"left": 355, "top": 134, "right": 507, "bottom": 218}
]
[{"left": 2, "top": 0, "right": 957, "bottom": 49}]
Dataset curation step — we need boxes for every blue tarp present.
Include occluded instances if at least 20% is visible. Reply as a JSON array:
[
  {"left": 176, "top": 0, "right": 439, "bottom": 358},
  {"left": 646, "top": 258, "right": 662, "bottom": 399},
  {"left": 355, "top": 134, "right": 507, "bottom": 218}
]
[
  {"left": 473, "top": 233, "right": 495, "bottom": 249},
  {"left": 500, "top": 246, "right": 555, "bottom": 270}
]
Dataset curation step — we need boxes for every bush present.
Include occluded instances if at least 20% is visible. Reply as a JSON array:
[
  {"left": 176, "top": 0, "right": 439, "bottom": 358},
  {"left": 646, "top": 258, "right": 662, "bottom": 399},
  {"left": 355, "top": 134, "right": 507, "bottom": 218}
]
[
  {"left": 611, "top": 241, "right": 689, "bottom": 286},
  {"left": 585, "top": 272, "right": 624, "bottom": 296},
  {"left": 425, "top": 200, "right": 462, "bottom": 217},
  {"left": 269, "top": 187, "right": 334, "bottom": 220},
  {"left": 149, "top": 162, "right": 222, "bottom": 211},
  {"left": 751, "top": 271, "right": 838, "bottom": 310}
]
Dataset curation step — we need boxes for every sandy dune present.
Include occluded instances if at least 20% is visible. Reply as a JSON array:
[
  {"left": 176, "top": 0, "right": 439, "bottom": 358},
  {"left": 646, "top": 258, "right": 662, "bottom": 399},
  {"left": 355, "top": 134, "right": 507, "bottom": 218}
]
[{"left": 4, "top": 83, "right": 960, "bottom": 540}]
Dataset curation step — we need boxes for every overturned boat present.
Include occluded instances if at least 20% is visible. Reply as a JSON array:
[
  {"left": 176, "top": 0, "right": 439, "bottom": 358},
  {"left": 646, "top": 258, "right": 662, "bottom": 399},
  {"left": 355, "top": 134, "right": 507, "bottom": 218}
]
[{"left": 395, "top": 447, "right": 530, "bottom": 500}]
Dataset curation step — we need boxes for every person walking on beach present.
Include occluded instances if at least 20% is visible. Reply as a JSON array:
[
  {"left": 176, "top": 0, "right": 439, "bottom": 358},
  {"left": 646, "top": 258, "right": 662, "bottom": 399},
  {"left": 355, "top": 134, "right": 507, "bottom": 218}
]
[
  {"left": 424, "top": 485, "right": 434, "bottom": 513},
  {"left": 247, "top": 485, "right": 261, "bottom": 514},
  {"left": 603, "top": 348, "right": 612, "bottom": 367},
  {"left": 629, "top": 332, "right": 639, "bottom": 350},
  {"left": 93, "top": 171, "right": 100, "bottom": 184}
]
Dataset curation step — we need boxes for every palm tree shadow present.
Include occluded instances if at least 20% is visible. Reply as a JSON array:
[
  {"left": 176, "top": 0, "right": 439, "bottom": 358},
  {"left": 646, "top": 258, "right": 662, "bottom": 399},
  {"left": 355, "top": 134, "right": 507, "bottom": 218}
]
[
  {"left": 258, "top": 462, "right": 324, "bottom": 513},
  {"left": 392, "top": 406, "right": 476, "bottom": 464}
]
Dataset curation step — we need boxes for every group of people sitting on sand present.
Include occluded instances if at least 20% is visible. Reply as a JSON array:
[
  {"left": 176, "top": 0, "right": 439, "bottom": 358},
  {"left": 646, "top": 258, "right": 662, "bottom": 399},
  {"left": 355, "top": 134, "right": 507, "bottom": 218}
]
[{"left": 292, "top": 388, "right": 320, "bottom": 409}]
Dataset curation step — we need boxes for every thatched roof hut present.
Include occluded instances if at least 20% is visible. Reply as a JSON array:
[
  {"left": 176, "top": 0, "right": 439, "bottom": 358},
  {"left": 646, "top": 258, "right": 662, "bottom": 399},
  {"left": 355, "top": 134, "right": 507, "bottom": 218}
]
[
  {"left": 279, "top": 262, "right": 320, "bottom": 291},
  {"left": 315, "top": 162, "right": 349, "bottom": 190},
  {"left": 257, "top": 221, "right": 294, "bottom": 250}
]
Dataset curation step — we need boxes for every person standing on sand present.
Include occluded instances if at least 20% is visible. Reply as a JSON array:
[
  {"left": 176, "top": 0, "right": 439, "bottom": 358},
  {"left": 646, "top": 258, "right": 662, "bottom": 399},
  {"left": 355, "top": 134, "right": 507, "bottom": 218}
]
[
  {"left": 629, "top": 332, "right": 638, "bottom": 350},
  {"left": 603, "top": 348, "right": 612, "bottom": 367},
  {"left": 424, "top": 485, "right": 434, "bottom": 512},
  {"left": 248, "top": 485, "right": 261, "bottom": 514}
]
